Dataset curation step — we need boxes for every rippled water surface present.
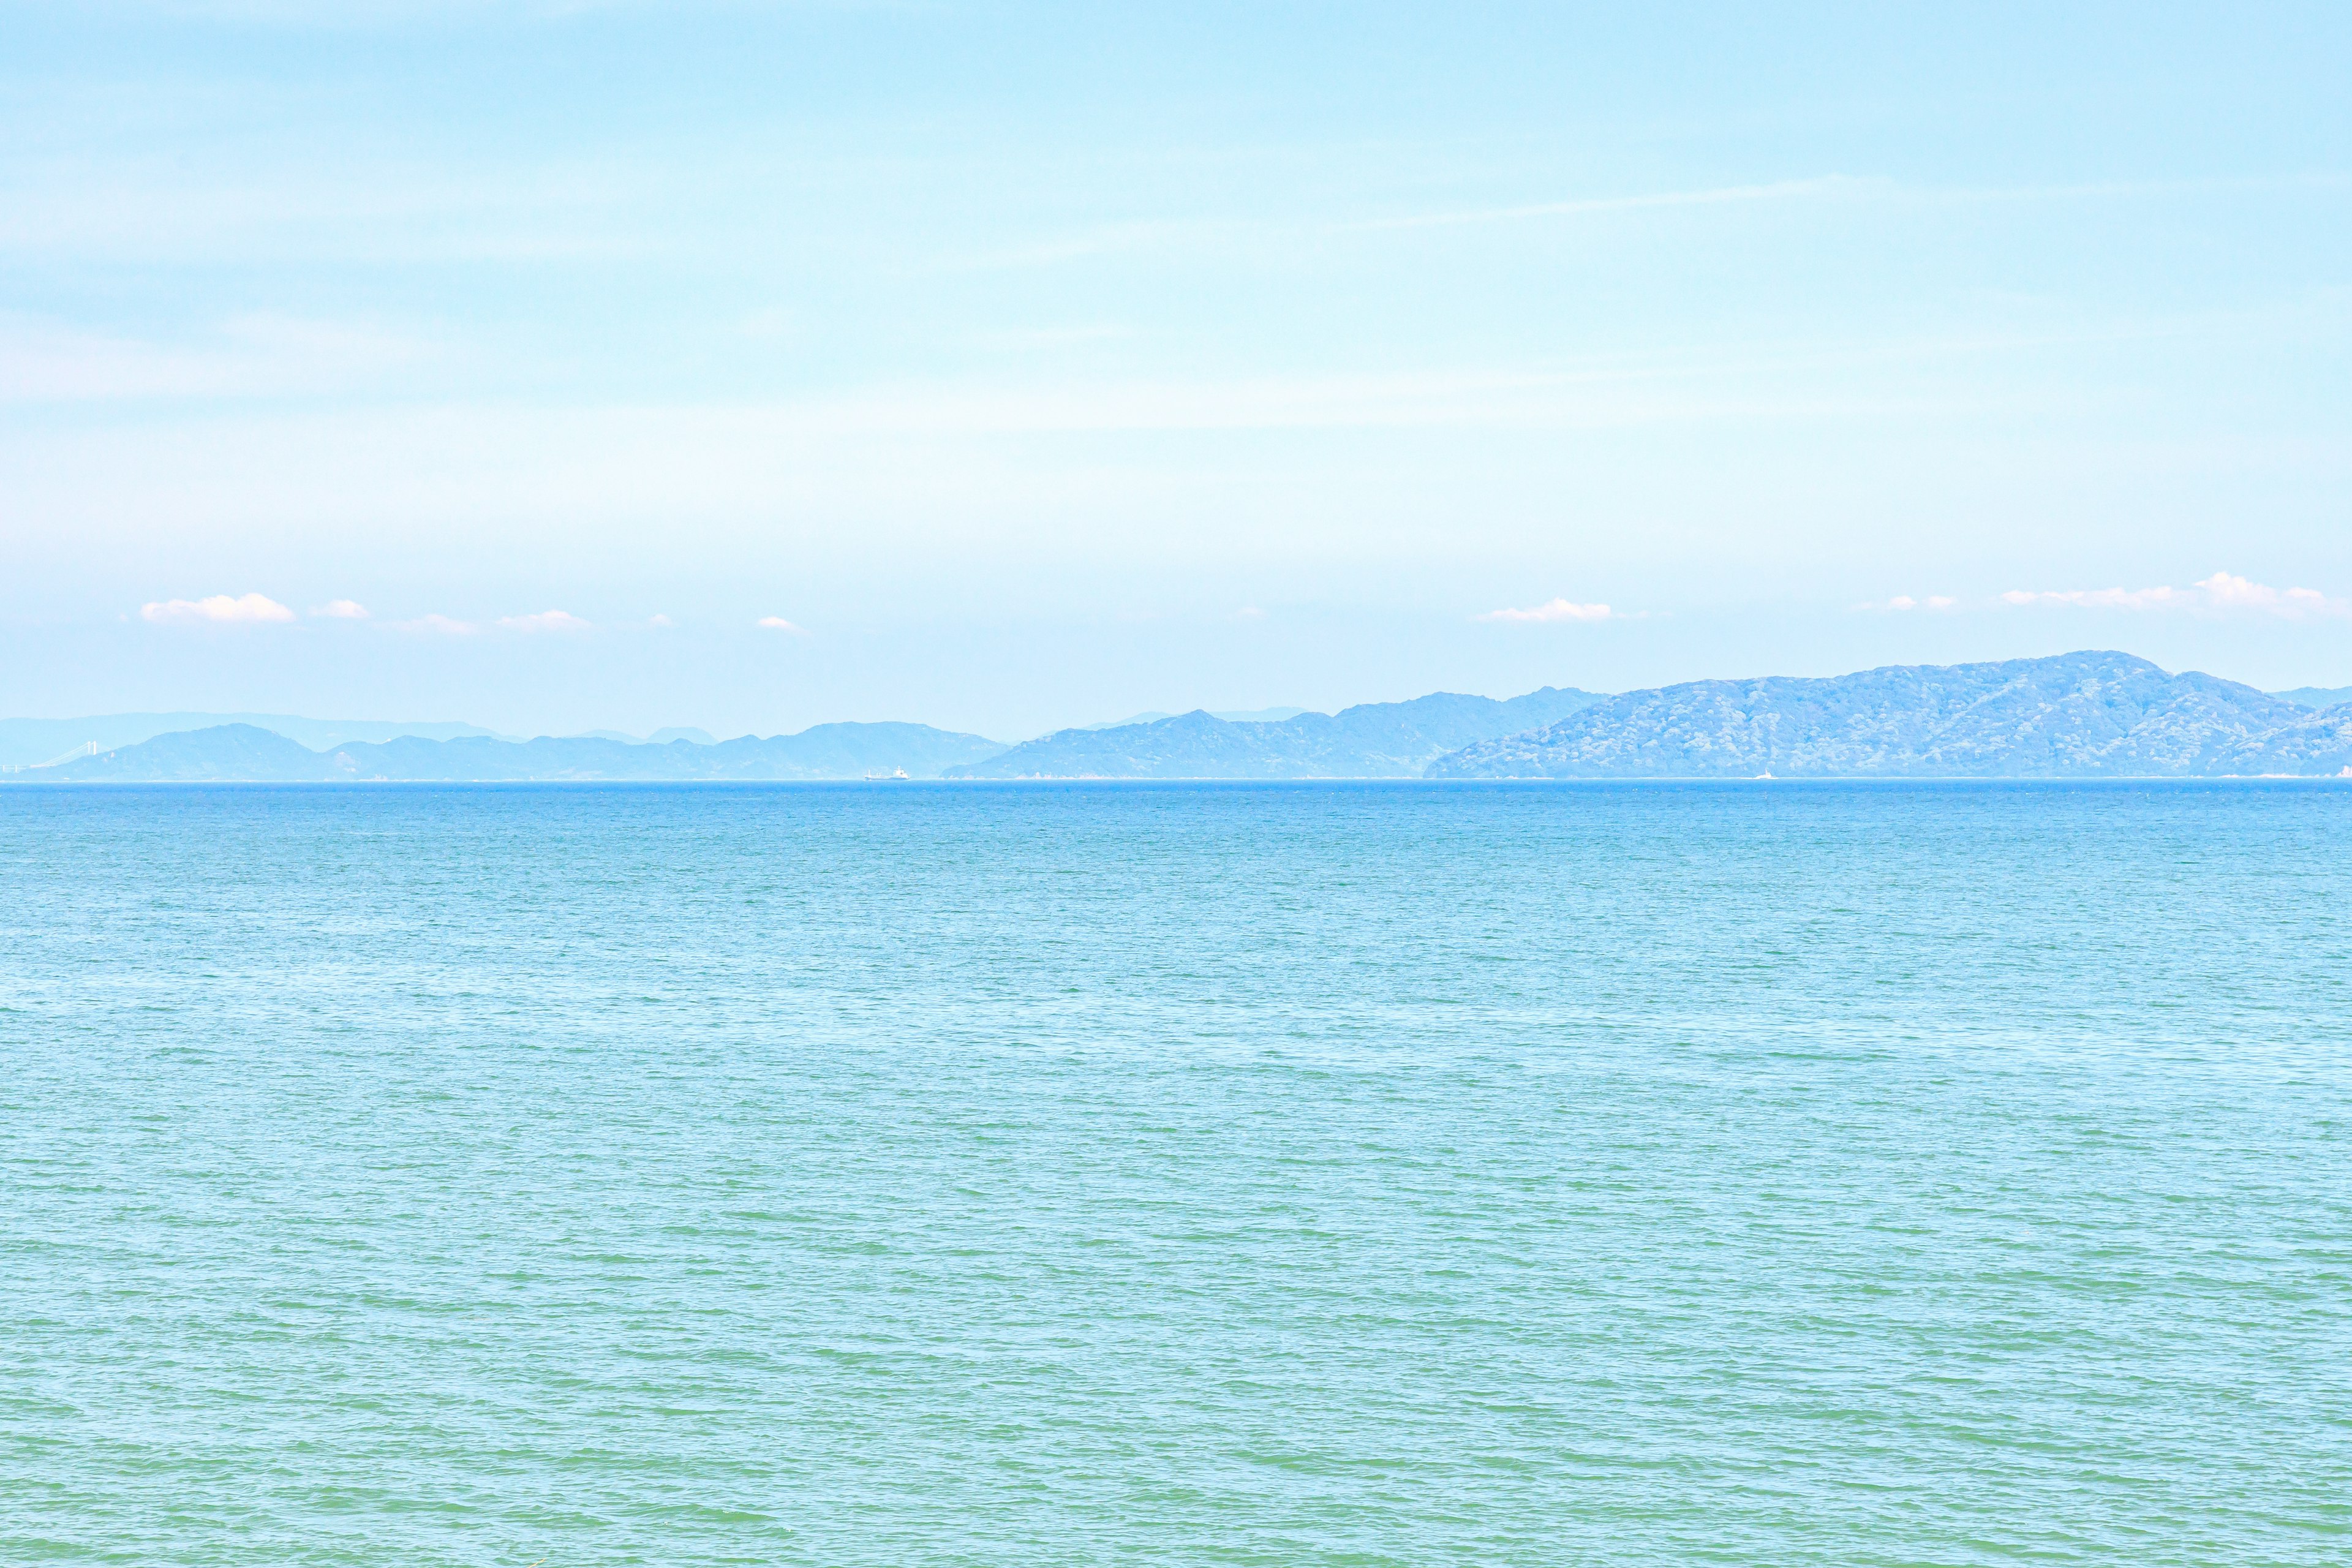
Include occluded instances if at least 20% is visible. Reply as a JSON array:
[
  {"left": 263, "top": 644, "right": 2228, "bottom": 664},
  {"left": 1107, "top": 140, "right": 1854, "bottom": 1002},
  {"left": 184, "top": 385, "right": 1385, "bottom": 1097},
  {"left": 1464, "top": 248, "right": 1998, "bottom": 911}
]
[{"left": 3, "top": 782, "right": 2348, "bottom": 1565}]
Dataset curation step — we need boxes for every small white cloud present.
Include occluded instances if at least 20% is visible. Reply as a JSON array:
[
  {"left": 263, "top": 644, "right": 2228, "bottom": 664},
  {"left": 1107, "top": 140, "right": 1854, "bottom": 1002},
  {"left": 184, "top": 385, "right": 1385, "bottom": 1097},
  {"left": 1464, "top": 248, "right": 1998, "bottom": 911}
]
[
  {"left": 309, "top": 598, "right": 370, "bottom": 619},
  {"left": 140, "top": 592, "right": 295, "bottom": 625},
  {"left": 756, "top": 616, "right": 808, "bottom": 633},
  {"left": 497, "top": 609, "right": 592, "bottom": 632},
  {"left": 647, "top": 613, "right": 675, "bottom": 628},
  {"left": 1479, "top": 598, "right": 1614, "bottom": 624},
  {"left": 1232, "top": 606, "right": 1266, "bottom": 621},
  {"left": 2193, "top": 571, "right": 2340, "bottom": 616},
  {"left": 2002, "top": 571, "right": 2343, "bottom": 618},
  {"left": 391, "top": 613, "right": 477, "bottom": 636}
]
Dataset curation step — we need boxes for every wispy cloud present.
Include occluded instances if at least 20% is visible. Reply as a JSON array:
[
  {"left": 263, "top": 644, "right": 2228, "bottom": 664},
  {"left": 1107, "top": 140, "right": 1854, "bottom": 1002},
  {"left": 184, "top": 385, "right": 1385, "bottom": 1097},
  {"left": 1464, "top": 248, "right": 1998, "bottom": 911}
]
[
  {"left": 942, "top": 220, "right": 1219, "bottom": 272},
  {"left": 738, "top": 307, "right": 794, "bottom": 340},
  {"left": 1379, "top": 172, "right": 2352, "bottom": 237},
  {"left": 2002, "top": 571, "right": 2344, "bottom": 618},
  {"left": 1859, "top": 594, "right": 1959, "bottom": 612},
  {"left": 140, "top": 592, "right": 295, "bottom": 624},
  {"left": 1, "top": 311, "right": 435, "bottom": 404},
  {"left": 966, "top": 323, "right": 1139, "bottom": 352},
  {"left": 1348, "top": 176, "right": 1879, "bottom": 234},
  {"left": 43, "top": 2, "right": 639, "bottom": 28},
  {"left": 309, "top": 598, "right": 370, "bottom": 619},
  {"left": 946, "top": 180, "right": 1865, "bottom": 271},
  {"left": 497, "top": 609, "right": 591, "bottom": 631},
  {"left": 1479, "top": 598, "right": 1615, "bottom": 624},
  {"left": 962, "top": 170, "right": 2352, "bottom": 271},
  {"left": 0, "top": 145, "right": 650, "bottom": 270},
  {"left": 390, "top": 612, "right": 477, "bottom": 635},
  {"left": 948, "top": 177, "right": 1875, "bottom": 273},
  {"left": 756, "top": 616, "right": 808, "bottom": 633}
]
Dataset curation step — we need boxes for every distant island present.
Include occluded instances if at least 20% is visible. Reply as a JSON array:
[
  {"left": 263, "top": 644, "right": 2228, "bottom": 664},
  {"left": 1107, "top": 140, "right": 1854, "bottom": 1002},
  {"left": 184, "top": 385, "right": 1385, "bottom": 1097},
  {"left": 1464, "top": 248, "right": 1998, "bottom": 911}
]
[
  {"left": 6, "top": 652, "right": 2349, "bottom": 782},
  {"left": 1429, "top": 651, "right": 2352, "bottom": 779}
]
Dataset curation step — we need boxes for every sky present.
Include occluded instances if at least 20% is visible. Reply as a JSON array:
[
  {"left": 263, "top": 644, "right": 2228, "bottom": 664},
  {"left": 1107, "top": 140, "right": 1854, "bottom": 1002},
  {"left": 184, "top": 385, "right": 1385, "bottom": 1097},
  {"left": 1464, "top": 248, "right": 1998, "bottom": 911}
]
[{"left": 4, "top": 1, "right": 2349, "bottom": 741}]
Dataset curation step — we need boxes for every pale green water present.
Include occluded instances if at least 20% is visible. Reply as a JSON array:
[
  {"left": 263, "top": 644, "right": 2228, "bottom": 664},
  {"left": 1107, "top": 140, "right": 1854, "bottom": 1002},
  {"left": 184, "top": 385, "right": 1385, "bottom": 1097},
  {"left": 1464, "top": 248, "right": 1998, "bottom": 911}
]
[{"left": 2, "top": 782, "right": 2348, "bottom": 1564}]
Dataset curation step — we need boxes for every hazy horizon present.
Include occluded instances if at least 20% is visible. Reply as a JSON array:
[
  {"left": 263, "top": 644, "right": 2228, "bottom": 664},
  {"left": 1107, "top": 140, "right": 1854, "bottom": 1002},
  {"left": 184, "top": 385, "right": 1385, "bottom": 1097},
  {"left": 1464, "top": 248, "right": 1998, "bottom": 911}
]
[{"left": 5, "top": 648, "right": 2347, "bottom": 751}]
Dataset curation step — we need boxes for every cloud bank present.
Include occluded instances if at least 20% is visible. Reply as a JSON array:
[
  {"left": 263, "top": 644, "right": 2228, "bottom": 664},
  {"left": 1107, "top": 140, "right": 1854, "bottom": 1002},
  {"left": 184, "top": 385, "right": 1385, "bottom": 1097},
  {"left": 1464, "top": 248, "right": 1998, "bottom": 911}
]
[{"left": 2002, "top": 571, "right": 2342, "bottom": 618}]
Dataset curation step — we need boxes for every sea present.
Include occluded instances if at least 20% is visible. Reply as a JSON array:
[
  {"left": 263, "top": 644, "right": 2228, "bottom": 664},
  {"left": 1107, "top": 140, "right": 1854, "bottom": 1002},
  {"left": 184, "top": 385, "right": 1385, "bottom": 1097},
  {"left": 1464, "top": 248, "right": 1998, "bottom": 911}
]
[{"left": 2, "top": 781, "right": 2346, "bottom": 1566}]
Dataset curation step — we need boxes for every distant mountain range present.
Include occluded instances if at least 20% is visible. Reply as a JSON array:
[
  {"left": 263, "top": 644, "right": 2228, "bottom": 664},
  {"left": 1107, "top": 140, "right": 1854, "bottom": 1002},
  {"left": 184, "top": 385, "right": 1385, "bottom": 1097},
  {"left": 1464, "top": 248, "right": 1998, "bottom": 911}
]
[
  {"left": 28, "top": 722, "right": 1007, "bottom": 783},
  {"left": 1427, "top": 652, "right": 2352, "bottom": 778},
  {"left": 0, "top": 712, "right": 503, "bottom": 767},
  {"left": 0, "top": 714, "right": 747, "bottom": 767},
  {"left": 1077, "top": 706, "right": 1311, "bottom": 730},
  {"left": 944, "top": 688, "right": 1605, "bottom": 778},
  {"left": 6, "top": 655, "right": 2348, "bottom": 783}
]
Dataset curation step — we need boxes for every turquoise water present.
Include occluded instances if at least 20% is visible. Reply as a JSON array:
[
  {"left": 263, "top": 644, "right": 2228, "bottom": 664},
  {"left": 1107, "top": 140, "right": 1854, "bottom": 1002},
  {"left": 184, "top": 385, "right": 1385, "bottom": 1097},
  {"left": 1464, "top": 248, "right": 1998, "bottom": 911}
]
[{"left": 3, "top": 781, "right": 2348, "bottom": 1565}]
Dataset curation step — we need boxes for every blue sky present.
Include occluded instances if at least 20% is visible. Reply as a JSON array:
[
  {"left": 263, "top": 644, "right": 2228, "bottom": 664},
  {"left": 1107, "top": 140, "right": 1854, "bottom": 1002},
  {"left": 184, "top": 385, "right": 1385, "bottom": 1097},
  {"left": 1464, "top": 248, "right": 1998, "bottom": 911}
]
[{"left": 4, "top": 2, "right": 2349, "bottom": 739}]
